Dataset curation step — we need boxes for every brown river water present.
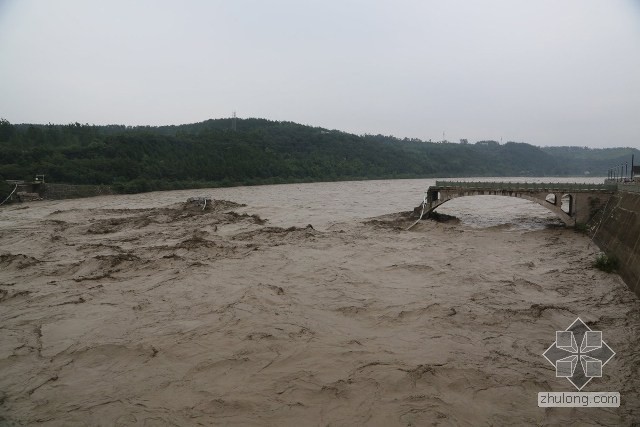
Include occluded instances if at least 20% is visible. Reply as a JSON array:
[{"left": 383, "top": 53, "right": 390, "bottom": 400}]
[{"left": 0, "top": 178, "right": 638, "bottom": 425}]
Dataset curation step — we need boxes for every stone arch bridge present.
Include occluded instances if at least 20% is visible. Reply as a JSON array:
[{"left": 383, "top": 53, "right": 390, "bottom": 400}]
[{"left": 422, "top": 181, "right": 617, "bottom": 226}]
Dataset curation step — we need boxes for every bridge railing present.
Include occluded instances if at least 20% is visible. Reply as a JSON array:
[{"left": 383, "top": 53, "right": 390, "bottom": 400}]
[{"left": 434, "top": 181, "right": 617, "bottom": 191}]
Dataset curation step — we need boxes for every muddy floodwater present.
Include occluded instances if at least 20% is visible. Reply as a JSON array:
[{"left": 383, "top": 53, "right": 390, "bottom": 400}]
[{"left": 1, "top": 178, "right": 638, "bottom": 425}]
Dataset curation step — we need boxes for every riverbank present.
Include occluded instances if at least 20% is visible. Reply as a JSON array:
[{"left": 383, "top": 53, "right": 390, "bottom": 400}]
[
  {"left": 593, "top": 189, "right": 640, "bottom": 297},
  {"left": 1, "top": 185, "right": 638, "bottom": 425}
]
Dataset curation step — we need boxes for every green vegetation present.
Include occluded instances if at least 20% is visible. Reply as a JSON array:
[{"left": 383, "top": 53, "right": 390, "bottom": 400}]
[
  {"left": 574, "top": 222, "right": 589, "bottom": 234},
  {"left": 541, "top": 146, "right": 639, "bottom": 176},
  {"left": 0, "top": 174, "right": 11, "bottom": 201},
  {"left": 593, "top": 253, "right": 619, "bottom": 273},
  {"left": 0, "top": 117, "right": 637, "bottom": 194}
]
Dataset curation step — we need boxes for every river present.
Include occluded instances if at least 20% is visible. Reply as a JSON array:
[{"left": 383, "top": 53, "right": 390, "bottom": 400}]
[{"left": 0, "top": 176, "right": 638, "bottom": 425}]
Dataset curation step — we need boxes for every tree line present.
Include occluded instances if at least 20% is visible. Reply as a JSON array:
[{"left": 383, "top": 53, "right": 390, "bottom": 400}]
[{"left": 0, "top": 117, "right": 637, "bottom": 199}]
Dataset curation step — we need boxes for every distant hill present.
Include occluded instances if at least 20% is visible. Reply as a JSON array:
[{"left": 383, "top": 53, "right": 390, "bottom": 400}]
[
  {"left": 540, "top": 146, "right": 638, "bottom": 176},
  {"left": 0, "top": 117, "right": 637, "bottom": 194}
]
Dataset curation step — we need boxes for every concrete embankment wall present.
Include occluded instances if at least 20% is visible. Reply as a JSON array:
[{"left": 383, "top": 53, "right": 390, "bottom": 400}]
[
  {"left": 41, "top": 183, "right": 115, "bottom": 200},
  {"left": 593, "top": 190, "right": 640, "bottom": 298}
]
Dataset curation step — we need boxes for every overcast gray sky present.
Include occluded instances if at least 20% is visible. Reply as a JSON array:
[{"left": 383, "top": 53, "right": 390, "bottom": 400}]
[{"left": 0, "top": 0, "right": 639, "bottom": 147}]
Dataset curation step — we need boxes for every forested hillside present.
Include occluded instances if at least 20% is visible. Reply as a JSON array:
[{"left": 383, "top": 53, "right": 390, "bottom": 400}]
[
  {"left": 0, "top": 118, "right": 637, "bottom": 196},
  {"left": 541, "top": 146, "right": 638, "bottom": 176}
]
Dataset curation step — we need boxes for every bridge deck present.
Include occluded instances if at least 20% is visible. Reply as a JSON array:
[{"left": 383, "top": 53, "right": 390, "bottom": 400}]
[{"left": 433, "top": 181, "right": 616, "bottom": 192}]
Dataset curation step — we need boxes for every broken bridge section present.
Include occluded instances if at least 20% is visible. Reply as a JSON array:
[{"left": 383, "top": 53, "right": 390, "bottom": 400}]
[{"left": 424, "top": 181, "right": 617, "bottom": 226}]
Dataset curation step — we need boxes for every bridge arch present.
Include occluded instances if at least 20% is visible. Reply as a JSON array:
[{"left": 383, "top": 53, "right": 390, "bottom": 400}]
[
  {"left": 561, "top": 194, "right": 574, "bottom": 216},
  {"left": 426, "top": 191, "right": 575, "bottom": 226}
]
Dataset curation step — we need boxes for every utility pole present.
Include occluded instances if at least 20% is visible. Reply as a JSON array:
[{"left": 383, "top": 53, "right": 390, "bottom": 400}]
[{"left": 232, "top": 111, "right": 237, "bottom": 132}]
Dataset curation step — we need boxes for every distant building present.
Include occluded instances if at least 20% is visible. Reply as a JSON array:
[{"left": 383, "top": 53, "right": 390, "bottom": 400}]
[{"left": 475, "top": 140, "right": 500, "bottom": 147}]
